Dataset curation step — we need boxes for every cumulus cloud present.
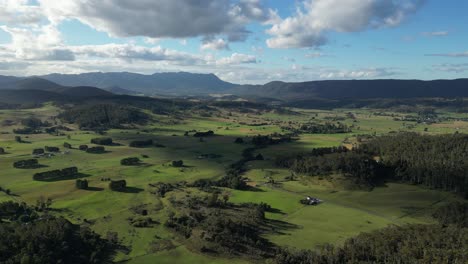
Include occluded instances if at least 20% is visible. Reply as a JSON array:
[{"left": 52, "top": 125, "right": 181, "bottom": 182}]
[
  {"left": 38, "top": 0, "right": 276, "bottom": 42},
  {"left": 0, "top": 24, "right": 75, "bottom": 61},
  {"left": 71, "top": 44, "right": 205, "bottom": 65},
  {"left": 0, "top": 0, "right": 43, "bottom": 25},
  {"left": 201, "top": 38, "right": 230, "bottom": 51},
  {"left": 267, "top": 0, "right": 426, "bottom": 48}
]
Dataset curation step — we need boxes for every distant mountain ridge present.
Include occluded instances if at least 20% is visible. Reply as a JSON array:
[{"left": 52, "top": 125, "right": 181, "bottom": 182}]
[
  {"left": 231, "top": 79, "right": 468, "bottom": 100},
  {"left": 41, "top": 71, "right": 237, "bottom": 95},
  {"left": 1, "top": 72, "right": 467, "bottom": 104},
  {"left": 0, "top": 76, "right": 113, "bottom": 104}
]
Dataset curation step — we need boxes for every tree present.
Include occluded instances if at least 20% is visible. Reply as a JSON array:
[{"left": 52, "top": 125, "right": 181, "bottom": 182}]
[
  {"left": 14, "top": 136, "right": 21, "bottom": 143},
  {"left": 172, "top": 160, "right": 184, "bottom": 167},
  {"left": 109, "top": 180, "right": 127, "bottom": 191},
  {"left": 75, "top": 179, "right": 89, "bottom": 190}
]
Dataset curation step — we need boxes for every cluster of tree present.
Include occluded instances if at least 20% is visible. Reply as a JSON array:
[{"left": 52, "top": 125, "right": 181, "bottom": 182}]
[
  {"left": 21, "top": 117, "right": 48, "bottom": 129},
  {"left": 0, "top": 202, "right": 114, "bottom": 264},
  {"left": 33, "top": 167, "right": 78, "bottom": 181},
  {"left": 129, "top": 139, "right": 153, "bottom": 148},
  {"left": 45, "top": 125, "right": 72, "bottom": 135},
  {"left": 91, "top": 137, "right": 113, "bottom": 145},
  {"left": 193, "top": 130, "right": 215, "bottom": 137},
  {"left": 296, "top": 122, "right": 352, "bottom": 134},
  {"left": 278, "top": 133, "right": 468, "bottom": 195},
  {"left": 86, "top": 146, "right": 106, "bottom": 154},
  {"left": 13, "top": 127, "right": 41, "bottom": 134},
  {"left": 276, "top": 147, "right": 382, "bottom": 189},
  {"left": 165, "top": 194, "right": 273, "bottom": 257},
  {"left": 360, "top": 133, "right": 468, "bottom": 197},
  {"left": 0, "top": 201, "right": 37, "bottom": 222},
  {"left": 45, "top": 146, "right": 60, "bottom": 152},
  {"left": 120, "top": 157, "right": 141, "bottom": 166},
  {"left": 192, "top": 147, "right": 258, "bottom": 190},
  {"left": 287, "top": 97, "right": 468, "bottom": 112},
  {"left": 13, "top": 159, "right": 39, "bottom": 169},
  {"left": 109, "top": 180, "right": 127, "bottom": 191},
  {"left": 11, "top": 117, "right": 50, "bottom": 135},
  {"left": 275, "top": 224, "right": 468, "bottom": 264},
  {"left": 59, "top": 103, "right": 149, "bottom": 130},
  {"left": 75, "top": 179, "right": 89, "bottom": 190},
  {"left": 432, "top": 201, "right": 468, "bottom": 227},
  {"left": 32, "top": 148, "right": 45, "bottom": 155}
]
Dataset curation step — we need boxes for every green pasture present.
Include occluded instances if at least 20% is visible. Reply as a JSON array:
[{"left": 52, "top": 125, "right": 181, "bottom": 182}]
[{"left": 0, "top": 104, "right": 466, "bottom": 263}]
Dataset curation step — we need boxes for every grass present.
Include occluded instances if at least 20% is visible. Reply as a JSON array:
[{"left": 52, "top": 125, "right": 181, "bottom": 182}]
[{"left": 0, "top": 104, "right": 466, "bottom": 263}]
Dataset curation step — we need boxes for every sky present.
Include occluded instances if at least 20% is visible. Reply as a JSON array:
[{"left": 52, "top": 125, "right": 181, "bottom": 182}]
[{"left": 0, "top": 0, "right": 467, "bottom": 84}]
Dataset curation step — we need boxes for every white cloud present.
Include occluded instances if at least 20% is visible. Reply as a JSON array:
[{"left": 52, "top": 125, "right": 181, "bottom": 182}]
[
  {"left": 317, "top": 67, "right": 399, "bottom": 79},
  {"left": 431, "top": 63, "right": 468, "bottom": 73},
  {"left": 267, "top": 0, "right": 426, "bottom": 48},
  {"left": 0, "top": 24, "right": 75, "bottom": 61},
  {"left": 0, "top": 0, "right": 43, "bottom": 25},
  {"left": 422, "top": 31, "right": 449, "bottom": 37},
  {"left": 215, "top": 53, "right": 257, "bottom": 65},
  {"left": 425, "top": 51, "right": 468, "bottom": 58},
  {"left": 71, "top": 44, "right": 205, "bottom": 65},
  {"left": 201, "top": 38, "right": 230, "bottom": 51}
]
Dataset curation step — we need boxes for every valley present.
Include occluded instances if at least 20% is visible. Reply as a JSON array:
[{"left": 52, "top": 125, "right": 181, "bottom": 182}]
[{"left": 0, "top": 101, "right": 466, "bottom": 263}]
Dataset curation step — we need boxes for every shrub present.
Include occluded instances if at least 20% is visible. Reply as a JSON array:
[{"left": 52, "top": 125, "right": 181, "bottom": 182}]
[
  {"left": 14, "top": 136, "right": 21, "bottom": 142},
  {"left": 109, "top": 180, "right": 126, "bottom": 191},
  {"left": 63, "top": 142, "right": 72, "bottom": 149},
  {"left": 91, "top": 137, "right": 113, "bottom": 145},
  {"left": 13, "top": 159, "right": 38, "bottom": 169},
  {"left": 86, "top": 146, "right": 105, "bottom": 154},
  {"left": 120, "top": 157, "right": 141, "bottom": 166},
  {"left": 0, "top": 147, "right": 4, "bottom": 154},
  {"left": 172, "top": 160, "right": 184, "bottom": 167}
]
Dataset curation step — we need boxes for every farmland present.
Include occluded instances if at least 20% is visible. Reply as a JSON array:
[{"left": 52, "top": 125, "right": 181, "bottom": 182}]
[{"left": 0, "top": 103, "right": 466, "bottom": 263}]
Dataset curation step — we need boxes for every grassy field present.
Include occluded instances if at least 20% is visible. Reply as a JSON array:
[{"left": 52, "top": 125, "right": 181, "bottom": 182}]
[{"left": 0, "top": 104, "right": 466, "bottom": 263}]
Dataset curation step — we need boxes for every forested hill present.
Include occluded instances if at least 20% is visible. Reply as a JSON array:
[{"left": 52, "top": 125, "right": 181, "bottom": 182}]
[{"left": 231, "top": 79, "right": 468, "bottom": 100}]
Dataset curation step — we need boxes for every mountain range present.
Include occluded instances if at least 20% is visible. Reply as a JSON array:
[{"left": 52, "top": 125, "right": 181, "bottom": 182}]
[
  {"left": 0, "top": 72, "right": 467, "bottom": 105},
  {"left": 41, "top": 72, "right": 236, "bottom": 95}
]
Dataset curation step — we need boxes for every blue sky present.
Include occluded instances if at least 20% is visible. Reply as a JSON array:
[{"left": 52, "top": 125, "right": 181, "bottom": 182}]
[{"left": 0, "top": 0, "right": 467, "bottom": 84}]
